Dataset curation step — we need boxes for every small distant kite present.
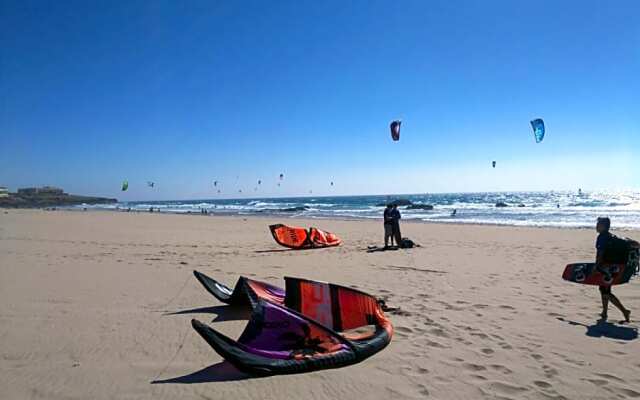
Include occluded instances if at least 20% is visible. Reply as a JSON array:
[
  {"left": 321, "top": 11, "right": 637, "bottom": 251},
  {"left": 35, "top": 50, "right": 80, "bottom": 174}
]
[
  {"left": 530, "top": 118, "right": 545, "bottom": 143},
  {"left": 258, "top": 179, "right": 262, "bottom": 185},
  {"left": 213, "top": 181, "right": 218, "bottom": 187},
  {"left": 279, "top": 173, "right": 284, "bottom": 180},
  {"left": 147, "top": 181, "right": 155, "bottom": 188},
  {"left": 492, "top": 161, "right": 496, "bottom": 168},
  {"left": 330, "top": 181, "right": 334, "bottom": 186},
  {"left": 390, "top": 120, "right": 401, "bottom": 141},
  {"left": 121, "top": 180, "right": 128, "bottom": 191}
]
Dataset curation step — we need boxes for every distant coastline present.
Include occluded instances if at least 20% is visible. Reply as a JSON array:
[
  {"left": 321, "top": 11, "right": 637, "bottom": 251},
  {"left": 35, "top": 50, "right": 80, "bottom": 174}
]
[{"left": 0, "top": 186, "right": 116, "bottom": 208}]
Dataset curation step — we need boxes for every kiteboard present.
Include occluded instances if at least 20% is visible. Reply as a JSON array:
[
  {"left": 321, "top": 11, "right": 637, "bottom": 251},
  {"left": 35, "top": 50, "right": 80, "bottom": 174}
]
[{"left": 563, "top": 249, "right": 639, "bottom": 286}]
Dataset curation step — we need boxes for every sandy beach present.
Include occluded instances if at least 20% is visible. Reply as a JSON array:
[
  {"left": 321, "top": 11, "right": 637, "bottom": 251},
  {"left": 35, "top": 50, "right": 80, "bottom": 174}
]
[{"left": 1, "top": 209, "right": 639, "bottom": 400}]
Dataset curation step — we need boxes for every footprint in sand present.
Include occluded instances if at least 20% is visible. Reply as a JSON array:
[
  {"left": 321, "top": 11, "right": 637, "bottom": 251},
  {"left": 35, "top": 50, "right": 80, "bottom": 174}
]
[
  {"left": 613, "top": 387, "right": 640, "bottom": 398},
  {"left": 425, "top": 340, "right": 448, "bottom": 349},
  {"left": 530, "top": 353, "right": 544, "bottom": 361},
  {"left": 471, "top": 332, "right": 490, "bottom": 340},
  {"left": 489, "top": 364, "right": 513, "bottom": 375},
  {"left": 594, "top": 373, "right": 625, "bottom": 383},
  {"left": 480, "top": 348, "right": 494, "bottom": 355},
  {"left": 429, "top": 328, "right": 449, "bottom": 338},
  {"left": 533, "top": 380, "right": 553, "bottom": 389},
  {"left": 396, "top": 326, "right": 413, "bottom": 334},
  {"left": 462, "top": 363, "right": 487, "bottom": 372},
  {"left": 542, "top": 365, "right": 559, "bottom": 378},
  {"left": 581, "top": 378, "right": 608, "bottom": 386},
  {"left": 486, "top": 381, "right": 529, "bottom": 396}
]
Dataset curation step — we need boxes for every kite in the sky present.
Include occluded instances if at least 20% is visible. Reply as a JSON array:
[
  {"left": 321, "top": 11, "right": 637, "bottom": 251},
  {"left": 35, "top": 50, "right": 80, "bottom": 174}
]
[
  {"left": 530, "top": 118, "right": 545, "bottom": 143},
  {"left": 213, "top": 181, "right": 218, "bottom": 187},
  {"left": 121, "top": 181, "right": 128, "bottom": 191},
  {"left": 147, "top": 181, "right": 155, "bottom": 188},
  {"left": 279, "top": 173, "right": 284, "bottom": 180},
  {"left": 390, "top": 120, "right": 401, "bottom": 141},
  {"left": 492, "top": 161, "right": 496, "bottom": 168}
]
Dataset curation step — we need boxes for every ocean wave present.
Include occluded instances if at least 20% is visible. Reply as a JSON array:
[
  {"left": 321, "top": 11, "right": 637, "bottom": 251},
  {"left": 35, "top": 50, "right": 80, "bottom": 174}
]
[{"left": 82, "top": 191, "right": 640, "bottom": 229}]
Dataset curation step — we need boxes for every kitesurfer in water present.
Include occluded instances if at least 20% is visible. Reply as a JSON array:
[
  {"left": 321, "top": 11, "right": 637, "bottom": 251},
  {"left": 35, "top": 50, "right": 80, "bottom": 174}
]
[
  {"left": 391, "top": 205, "right": 402, "bottom": 246},
  {"left": 595, "top": 217, "right": 635, "bottom": 322},
  {"left": 383, "top": 204, "right": 394, "bottom": 248}
]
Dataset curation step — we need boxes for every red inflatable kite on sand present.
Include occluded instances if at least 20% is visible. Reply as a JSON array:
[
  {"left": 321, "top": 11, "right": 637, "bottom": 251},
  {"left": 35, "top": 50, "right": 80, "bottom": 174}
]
[{"left": 269, "top": 224, "right": 342, "bottom": 249}]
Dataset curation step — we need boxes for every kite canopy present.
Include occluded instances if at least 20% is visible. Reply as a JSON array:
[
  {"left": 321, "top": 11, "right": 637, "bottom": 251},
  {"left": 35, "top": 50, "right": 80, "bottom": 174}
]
[
  {"left": 390, "top": 120, "right": 401, "bottom": 141},
  {"left": 530, "top": 118, "right": 545, "bottom": 143},
  {"left": 492, "top": 161, "right": 496, "bottom": 168},
  {"left": 191, "top": 271, "right": 393, "bottom": 375},
  {"left": 269, "top": 224, "right": 342, "bottom": 249},
  {"left": 121, "top": 181, "right": 128, "bottom": 191},
  {"left": 147, "top": 181, "right": 155, "bottom": 188}
]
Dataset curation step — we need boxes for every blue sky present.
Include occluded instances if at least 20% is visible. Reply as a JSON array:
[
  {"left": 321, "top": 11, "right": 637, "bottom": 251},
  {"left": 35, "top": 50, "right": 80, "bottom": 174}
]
[{"left": 1, "top": 0, "right": 638, "bottom": 200}]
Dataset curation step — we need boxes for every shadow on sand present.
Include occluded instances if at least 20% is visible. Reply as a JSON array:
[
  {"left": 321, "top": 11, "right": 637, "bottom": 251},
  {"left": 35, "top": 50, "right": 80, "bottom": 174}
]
[
  {"left": 153, "top": 306, "right": 257, "bottom": 384},
  {"left": 164, "top": 304, "right": 250, "bottom": 322},
  {"left": 151, "top": 361, "right": 253, "bottom": 384},
  {"left": 254, "top": 247, "right": 318, "bottom": 253},
  {"left": 557, "top": 317, "right": 638, "bottom": 341}
]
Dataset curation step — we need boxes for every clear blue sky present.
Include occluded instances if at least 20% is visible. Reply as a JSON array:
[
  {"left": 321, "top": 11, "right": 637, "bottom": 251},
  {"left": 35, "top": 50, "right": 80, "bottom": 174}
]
[{"left": 1, "top": 0, "right": 638, "bottom": 200}]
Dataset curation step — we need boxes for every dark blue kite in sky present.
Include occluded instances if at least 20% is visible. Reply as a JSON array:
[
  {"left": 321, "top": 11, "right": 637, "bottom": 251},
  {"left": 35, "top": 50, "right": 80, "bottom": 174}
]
[{"left": 530, "top": 118, "right": 545, "bottom": 143}]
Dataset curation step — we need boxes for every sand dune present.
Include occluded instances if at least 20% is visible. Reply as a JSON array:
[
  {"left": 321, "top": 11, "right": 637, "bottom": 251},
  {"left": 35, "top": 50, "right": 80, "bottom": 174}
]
[{"left": 1, "top": 210, "right": 639, "bottom": 399}]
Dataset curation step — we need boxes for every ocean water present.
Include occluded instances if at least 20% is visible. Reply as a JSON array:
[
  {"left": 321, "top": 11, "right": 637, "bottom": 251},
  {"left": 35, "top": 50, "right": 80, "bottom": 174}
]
[{"left": 84, "top": 191, "right": 640, "bottom": 229}]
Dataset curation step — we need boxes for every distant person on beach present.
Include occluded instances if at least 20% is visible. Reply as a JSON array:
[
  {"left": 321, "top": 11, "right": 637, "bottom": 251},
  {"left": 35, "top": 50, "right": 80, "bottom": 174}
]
[
  {"left": 595, "top": 217, "right": 637, "bottom": 322},
  {"left": 383, "top": 204, "right": 394, "bottom": 248},
  {"left": 451, "top": 209, "right": 457, "bottom": 217},
  {"left": 391, "top": 204, "right": 402, "bottom": 246}
]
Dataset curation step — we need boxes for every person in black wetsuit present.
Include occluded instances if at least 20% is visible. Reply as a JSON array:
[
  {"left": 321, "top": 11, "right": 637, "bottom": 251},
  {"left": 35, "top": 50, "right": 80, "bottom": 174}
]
[
  {"left": 383, "top": 204, "right": 394, "bottom": 248},
  {"left": 595, "top": 217, "right": 632, "bottom": 322},
  {"left": 391, "top": 205, "right": 402, "bottom": 246}
]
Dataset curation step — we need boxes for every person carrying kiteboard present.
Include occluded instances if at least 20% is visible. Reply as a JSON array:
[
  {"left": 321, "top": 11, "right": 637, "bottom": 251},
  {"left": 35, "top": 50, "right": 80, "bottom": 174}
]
[{"left": 594, "top": 217, "right": 639, "bottom": 322}]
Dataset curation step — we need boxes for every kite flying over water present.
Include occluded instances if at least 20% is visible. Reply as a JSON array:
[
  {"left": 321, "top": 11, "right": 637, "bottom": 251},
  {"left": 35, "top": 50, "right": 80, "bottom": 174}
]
[
  {"left": 147, "top": 181, "right": 155, "bottom": 188},
  {"left": 492, "top": 161, "right": 496, "bottom": 168},
  {"left": 530, "top": 118, "right": 545, "bottom": 143},
  {"left": 121, "top": 181, "right": 128, "bottom": 191},
  {"left": 390, "top": 120, "right": 401, "bottom": 141}
]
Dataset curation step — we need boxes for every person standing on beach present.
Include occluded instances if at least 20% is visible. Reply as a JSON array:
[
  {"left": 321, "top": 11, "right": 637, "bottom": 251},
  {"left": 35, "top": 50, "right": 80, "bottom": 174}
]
[
  {"left": 595, "top": 217, "right": 635, "bottom": 322},
  {"left": 383, "top": 204, "right": 394, "bottom": 248},
  {"left": 391, "top": 204, "right": 402, "bottom": 246}
]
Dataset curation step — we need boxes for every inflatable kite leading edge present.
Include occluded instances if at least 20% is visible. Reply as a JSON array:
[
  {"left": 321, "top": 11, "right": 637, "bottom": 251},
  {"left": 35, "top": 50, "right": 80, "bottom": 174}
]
[
  {"left": 269, "top": 224, "right": 342, "bottom": 249},
  {"left": 191, "top": 271, "right": 393, "bottom": 375}
]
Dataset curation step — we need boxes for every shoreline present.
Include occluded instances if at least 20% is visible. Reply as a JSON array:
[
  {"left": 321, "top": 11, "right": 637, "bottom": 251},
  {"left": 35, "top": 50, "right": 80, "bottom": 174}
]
[{"left": 6, "top": 207, "right": 638, "bottom": 233}]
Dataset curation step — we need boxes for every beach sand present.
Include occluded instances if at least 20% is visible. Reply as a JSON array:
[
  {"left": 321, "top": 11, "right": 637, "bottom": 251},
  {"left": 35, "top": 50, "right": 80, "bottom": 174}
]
[{"left": 1, "top": 209, "right": 639, "bottom": 399}]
